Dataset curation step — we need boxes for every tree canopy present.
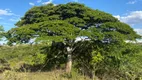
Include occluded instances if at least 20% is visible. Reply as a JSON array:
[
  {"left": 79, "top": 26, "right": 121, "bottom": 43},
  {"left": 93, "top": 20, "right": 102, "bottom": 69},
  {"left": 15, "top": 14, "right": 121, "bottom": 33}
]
[{"left": 6, "top": 3, "right": 139, "bottom": 45}]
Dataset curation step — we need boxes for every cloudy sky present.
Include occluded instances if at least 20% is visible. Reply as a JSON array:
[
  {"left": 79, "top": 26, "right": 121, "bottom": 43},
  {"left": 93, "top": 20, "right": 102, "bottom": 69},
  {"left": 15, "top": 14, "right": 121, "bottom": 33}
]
[{"left": 0, "top": 0, "right": 142, "bottom": 36}]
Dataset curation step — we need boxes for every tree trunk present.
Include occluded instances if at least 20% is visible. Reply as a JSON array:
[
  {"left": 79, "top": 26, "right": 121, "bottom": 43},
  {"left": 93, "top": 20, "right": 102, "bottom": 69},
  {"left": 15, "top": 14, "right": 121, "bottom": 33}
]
[
  {"left": 91, "top": 71, "right": 95, "bottom": 80},
  {"left": 65, "top": 47, "right": 72, "bottom": 73},
  {"left": 91, "top": 70, "right": 99, "bottom": 80},
  {"left": 66, "top": 54, "right": 72, "bottom": 73}
]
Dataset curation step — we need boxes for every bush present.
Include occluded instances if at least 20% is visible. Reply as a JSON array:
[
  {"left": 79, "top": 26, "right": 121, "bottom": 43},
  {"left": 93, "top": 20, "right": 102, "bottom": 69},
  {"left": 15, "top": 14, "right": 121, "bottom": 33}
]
[{"left": 0, "top": 44, "right": 46, "bottom": 71}]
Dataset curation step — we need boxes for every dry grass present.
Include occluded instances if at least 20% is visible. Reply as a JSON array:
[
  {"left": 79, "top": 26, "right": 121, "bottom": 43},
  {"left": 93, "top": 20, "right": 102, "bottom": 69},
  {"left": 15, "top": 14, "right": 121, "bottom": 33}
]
[{"left": 0, "top": 70, "right": 91, "bottom": 80}]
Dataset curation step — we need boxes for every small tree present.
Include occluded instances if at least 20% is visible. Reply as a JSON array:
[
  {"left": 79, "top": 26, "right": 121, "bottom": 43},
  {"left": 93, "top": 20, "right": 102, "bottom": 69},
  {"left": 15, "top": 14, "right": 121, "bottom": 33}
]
[{"left": 0, "top": 25, "right": 4, "bottom": 41}]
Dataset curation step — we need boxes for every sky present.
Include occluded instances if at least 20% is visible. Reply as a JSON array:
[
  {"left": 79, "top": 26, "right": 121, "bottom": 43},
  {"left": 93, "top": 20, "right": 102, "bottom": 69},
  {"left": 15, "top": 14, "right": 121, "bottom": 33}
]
[{"left": 0, "top": 0, "right": 142, "bottom": 36}]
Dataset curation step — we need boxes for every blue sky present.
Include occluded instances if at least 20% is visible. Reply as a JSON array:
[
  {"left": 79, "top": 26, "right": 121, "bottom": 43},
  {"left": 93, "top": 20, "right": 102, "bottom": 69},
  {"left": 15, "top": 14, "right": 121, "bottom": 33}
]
[{"left": 0, "top": 0, "right": 142, "bottom": 36}]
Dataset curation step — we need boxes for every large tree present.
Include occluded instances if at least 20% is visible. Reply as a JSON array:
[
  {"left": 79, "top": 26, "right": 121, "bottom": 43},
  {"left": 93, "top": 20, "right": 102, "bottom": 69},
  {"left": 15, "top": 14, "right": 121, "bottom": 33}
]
[{"left": 6, "top": 3, "right": 140, "bottom": 75}]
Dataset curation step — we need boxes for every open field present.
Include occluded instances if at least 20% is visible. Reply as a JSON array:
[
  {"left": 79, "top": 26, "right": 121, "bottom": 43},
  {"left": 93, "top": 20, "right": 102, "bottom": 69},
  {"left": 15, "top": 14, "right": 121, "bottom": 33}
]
[{"left": 0, "top": 70, "right": 91, "bottom": 80}]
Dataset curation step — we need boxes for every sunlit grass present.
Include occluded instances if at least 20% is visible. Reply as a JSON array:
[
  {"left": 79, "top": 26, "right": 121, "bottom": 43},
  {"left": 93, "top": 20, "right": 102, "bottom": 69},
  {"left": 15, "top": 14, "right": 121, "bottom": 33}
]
[{"left": 0, "top": 70, "right": 91, "bottom": 80}]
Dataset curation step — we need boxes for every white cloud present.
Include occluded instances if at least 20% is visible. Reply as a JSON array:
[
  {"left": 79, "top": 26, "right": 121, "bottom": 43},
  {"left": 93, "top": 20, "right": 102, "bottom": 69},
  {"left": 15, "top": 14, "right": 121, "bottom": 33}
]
[
  {"left": 134, "top": 29, "right": 142, "bottom": 36},
  {"left": 121, "top": 11, "right": 142, "bottom": 24},
  {"left": 114, "top": 11, "right": 142, "bottom": 39},
  {"left": 0, "top": 9, "right": 14, "bottom": 16},
  {"left": 9, "top": 18, "right": 20, "bottom": 22},
  {"left": 127, "top": 0, "right": 137, "bottom": 4},
  {"left": 135, "top": 29, "right": 142, "bottom": 43},
  {"left": 42, "top": 0, "right": 53, "bottom": 5},
  {"left": 37, "top": 0, "right": 42, "bottom": 3},
  {"left": 54, "top": 4, "right": 58, "bottom": 6},
  {"left": 5, "top": 9, "right": 12, "bottom": 12},
  {"left": 113, "top": 15, "right": 121, "bottom": 20},
  {"left": 29, "top": 2, "right": 35, "bottom": 6},
  {"left": 114, "top": 11, "right": 142, "bottom": 25}
]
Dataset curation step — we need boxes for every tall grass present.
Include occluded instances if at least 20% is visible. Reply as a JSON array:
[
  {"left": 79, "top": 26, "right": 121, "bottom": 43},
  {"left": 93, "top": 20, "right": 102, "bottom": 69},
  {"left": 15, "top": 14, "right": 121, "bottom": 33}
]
[{"left": 0, "top": 70, "right": 91, "bottom": 80}]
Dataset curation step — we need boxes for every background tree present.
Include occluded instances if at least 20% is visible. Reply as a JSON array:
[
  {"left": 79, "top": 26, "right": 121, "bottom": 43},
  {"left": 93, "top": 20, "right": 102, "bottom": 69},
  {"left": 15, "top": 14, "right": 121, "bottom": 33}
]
[
  {"left": 6, "top": 3, "right": 140, "bottom": 77},
  {"left": 0, "top": 25, "right": 4, "bottom": 41}
]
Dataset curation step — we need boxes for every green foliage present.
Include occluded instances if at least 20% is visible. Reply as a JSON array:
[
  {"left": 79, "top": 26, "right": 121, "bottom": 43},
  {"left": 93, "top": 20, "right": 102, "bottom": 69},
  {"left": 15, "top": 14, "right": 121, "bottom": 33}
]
[
  {"left": 119, "top": 44, "right": 142, "bottom": 79},
  {"left": 4, "top": 2, "right": 142, "bottom": 80},
  {"left": 6, "top": 3, "right": 121, "bottom": 45},
  {"left": 0, "top": 25, "right": 4, "bottom": 41},
  {"left": 92, "top": 44, "right": 142, "bottom": 80},
  {"left": 0, "top": 44, "right": 46, "bottom": 70},
  {"left": 39, "top": 42, "right": 67, "bottom": 70},
  {"left": 91, "top": 51, "right": 104, "bottom": 64}
]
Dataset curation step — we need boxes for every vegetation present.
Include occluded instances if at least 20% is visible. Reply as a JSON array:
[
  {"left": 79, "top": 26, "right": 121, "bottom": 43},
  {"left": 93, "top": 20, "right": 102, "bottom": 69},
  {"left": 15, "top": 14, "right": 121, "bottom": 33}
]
[
  {"left": 0, "top": 3, "right": 142, "bottom": 80},
  {"left": 0, "top": 70, "right": 91, "bottom": 80},
  {"left": 0, "top": 25, "right": 4, "bottom": 41},
  {"left": 0, "top": 44, "right": 46, "bottom": 72}
]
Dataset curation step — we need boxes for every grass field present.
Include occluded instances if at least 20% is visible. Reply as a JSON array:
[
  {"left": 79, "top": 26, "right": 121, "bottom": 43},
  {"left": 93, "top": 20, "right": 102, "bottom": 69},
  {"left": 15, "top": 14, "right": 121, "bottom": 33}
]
[{"left": 0, "top": 70, "right": 91, "bottom": 80}]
